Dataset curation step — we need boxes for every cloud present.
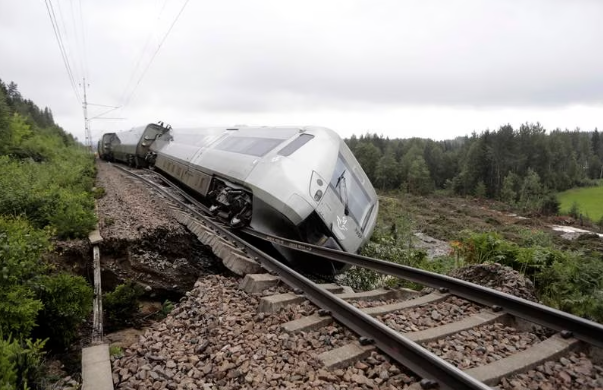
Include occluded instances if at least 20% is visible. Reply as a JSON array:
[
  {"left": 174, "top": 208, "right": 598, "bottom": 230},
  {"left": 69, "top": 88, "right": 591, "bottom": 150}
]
[{"left": 0, "top": 0, "right": 602, "bottom": 142}]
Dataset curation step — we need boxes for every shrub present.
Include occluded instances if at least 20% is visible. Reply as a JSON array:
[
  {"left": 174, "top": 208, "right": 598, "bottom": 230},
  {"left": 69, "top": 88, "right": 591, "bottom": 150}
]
[
  {"left": 43, "top": 190, "right": 96, "bottom": 239},
  {"left": 0, "top": 153, "right": 96, "bottom": 239},
  {"left": 0, "top": 217, "right": 50, "bottom": 285},
  {"left": 568, "top": 201, "right": 581, "bottom": 219},
  {"left": 0, "top": 336, "right": 46, "bottom": 390},
  {"left": 337, "top": 266, "right": 382, "bottom": 291},
  {"left": 0, "top": 286, "right": 43, "bottom": 340},
  {"left": 540, "top": 194, "right": 560, "bottom": 215},
  {"left": 103, "top": 282, "right": 144, "bottom": 327},
  {"left": 33, "top": 274, "right": 93, "bottom": 349}
]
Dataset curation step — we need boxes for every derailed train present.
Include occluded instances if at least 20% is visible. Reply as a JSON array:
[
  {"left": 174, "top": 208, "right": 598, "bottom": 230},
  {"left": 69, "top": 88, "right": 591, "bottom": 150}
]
[{"left": 100, "top": 123, "right": 378, "bottom": 274}]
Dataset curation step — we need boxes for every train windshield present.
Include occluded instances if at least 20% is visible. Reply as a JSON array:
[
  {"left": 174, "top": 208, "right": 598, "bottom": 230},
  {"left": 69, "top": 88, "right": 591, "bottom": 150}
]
[{"left": 330, "top": 155, "right": 372, "bottom": 229}]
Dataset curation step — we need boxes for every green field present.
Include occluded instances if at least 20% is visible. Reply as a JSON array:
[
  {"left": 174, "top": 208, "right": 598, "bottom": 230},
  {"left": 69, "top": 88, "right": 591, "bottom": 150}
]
[{"left": 557, "top": 181, "right": 603, "bottom": 222}]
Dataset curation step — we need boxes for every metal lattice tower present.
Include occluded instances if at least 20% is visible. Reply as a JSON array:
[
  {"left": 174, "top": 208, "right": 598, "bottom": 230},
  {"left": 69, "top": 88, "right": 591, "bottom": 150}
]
[{"left": 82, "top": 78, "right": 92, "bottom": 151}]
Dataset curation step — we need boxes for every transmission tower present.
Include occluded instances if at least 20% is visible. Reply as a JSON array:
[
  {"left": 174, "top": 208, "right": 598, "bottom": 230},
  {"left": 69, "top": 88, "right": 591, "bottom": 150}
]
[{"left": 82, "top": 78, "right": 92, "bottom": 152}]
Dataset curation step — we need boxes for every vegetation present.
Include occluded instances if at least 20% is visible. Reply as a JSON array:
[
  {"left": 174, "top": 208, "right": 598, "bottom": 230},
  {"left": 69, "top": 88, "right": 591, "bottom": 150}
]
[
  {"left": 347, "top": 124, "right": 603, "bottom": 214},
  {"left": 556, "top": 182, "right": 603, "bottom": 222},
  {"left": 103, "top": 282, "right": 144, "bottom": 327},
  {"left": 344, "top": 194, "right": 603, "bottom": 323},
  {"left": 0, "top": 78, "right": 95, "bottom": 387},
  {"left": 345, "top": 124, "right": 603, "bottom": 322},
  {"left": 456, "top": 232, "right": 603, "bottom": 322}
]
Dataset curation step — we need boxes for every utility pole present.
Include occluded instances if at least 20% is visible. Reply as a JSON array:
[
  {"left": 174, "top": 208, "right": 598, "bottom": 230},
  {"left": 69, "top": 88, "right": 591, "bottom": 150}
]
[{"left": 82, "top": 77, "right": 92, "bottom": 152}]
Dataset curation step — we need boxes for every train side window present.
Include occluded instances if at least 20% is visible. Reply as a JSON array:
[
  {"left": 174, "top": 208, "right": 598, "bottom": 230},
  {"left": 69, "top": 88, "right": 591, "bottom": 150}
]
[
  {"left": 277, "top": 134, "right": 314, "bottom": 157},
  {"left": 215, "top": 137, "right": 285, "bottom": 157}
]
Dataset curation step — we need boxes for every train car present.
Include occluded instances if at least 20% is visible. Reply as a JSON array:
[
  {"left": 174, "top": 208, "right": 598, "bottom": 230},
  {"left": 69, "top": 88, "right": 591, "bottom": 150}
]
[
  {"left": 111, "top": 123, "right": 170, "bottom": 168},
  {"left": 97, "top": 133, "right": 117, "bottom": 161},
  {"left": 149, "top": 125, "right": 379, "bottom": 274}
]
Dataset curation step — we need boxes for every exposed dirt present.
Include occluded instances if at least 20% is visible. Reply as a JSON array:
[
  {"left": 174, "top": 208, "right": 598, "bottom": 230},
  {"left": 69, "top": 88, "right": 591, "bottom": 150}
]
[{"left": 95, "top": 161, "right": 224, "bottom": 300}]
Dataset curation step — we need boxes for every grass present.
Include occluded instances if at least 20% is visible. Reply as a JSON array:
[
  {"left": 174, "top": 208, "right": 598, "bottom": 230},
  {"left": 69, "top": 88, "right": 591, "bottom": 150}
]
[{"left": 557, "top": 181, "right": 603, "bottom": 222}]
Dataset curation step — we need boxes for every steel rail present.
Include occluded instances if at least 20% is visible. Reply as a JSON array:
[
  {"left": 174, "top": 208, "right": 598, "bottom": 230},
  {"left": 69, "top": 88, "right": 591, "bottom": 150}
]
[
  {"left": 240, "top": 229, "right": 603, "bottom": 348},
  {"left": 111, "top": 164, "right": 491, "bottom": 390}
]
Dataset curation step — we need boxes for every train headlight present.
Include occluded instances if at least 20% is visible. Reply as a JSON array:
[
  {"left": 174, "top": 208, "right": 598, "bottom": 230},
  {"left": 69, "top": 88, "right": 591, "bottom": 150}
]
[
  {"left": 310, "top": 171, "right": 327, "bottom": 203},
  {"left": 314, "top": 189, "right": 323, "bottom": 201}
]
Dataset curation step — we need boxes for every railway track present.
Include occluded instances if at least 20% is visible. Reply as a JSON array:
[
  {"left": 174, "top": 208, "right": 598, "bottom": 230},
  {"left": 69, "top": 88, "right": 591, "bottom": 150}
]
[{"left": 110, "top": 163, "right": 603, "bottom": 389}]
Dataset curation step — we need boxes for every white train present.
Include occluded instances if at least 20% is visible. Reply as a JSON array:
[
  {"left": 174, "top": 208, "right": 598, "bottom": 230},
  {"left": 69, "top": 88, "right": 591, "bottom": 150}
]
[{"left": 106, "top": 123, "right": 379, "bottom": 274}]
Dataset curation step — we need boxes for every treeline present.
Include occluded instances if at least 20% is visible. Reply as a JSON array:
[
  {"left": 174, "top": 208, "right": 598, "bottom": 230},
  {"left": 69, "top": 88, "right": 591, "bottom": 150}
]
[
  {"left": 1, "top": 79, "right": 95, "bottom": 389},
  {"left": 347, "top": 123, "right": 603, "bottom": 210}
]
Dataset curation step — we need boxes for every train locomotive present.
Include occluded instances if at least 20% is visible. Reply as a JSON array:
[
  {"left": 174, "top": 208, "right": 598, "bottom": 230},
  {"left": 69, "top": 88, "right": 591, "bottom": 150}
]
[{"left": 102, "top": 123, "right": 379, "bottom": 275}]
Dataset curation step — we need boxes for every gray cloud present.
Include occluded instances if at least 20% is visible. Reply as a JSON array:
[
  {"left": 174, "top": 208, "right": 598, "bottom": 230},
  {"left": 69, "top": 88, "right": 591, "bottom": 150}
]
[{"left": 1, "top": 0, "right": 602, "bottom": 141}]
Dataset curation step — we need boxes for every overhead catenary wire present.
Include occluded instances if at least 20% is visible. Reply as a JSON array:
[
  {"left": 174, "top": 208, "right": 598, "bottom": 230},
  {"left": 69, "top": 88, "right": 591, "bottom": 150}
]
[
  {"left": 45, "top": 0, "right": 82, "bottom": 103},
  {"left": 121, "top": 0, "right": 190, "bottom": 109},
  {"left": 119, "top": 0, "right": 170, "bottom": 105},
  {"left": 78, "top": 0, "right": 89, "bottom": 80}
]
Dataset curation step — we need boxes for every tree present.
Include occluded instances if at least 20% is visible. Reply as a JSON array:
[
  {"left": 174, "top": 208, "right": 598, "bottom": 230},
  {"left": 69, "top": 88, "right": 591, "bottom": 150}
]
[
  {"left": 500, "top": 172, "right": 521, "bottom": 204},
  {"left": 353, "top": 142, "right": 382, "bottom": 182},
  {"left": 519, "top": 168, "right": 544, "bottom": 210},
  {"left": 375, "top": 151, "right": 400, "bottom": 190},
  {"left": 407, "top": 156, "right": 433, "bottom": 195}
]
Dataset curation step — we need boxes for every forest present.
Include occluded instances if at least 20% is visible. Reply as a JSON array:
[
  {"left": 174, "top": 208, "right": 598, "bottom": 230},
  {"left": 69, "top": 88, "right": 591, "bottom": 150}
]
[{"left": 347, "top": 124, "right": 603, "bottom": 216}]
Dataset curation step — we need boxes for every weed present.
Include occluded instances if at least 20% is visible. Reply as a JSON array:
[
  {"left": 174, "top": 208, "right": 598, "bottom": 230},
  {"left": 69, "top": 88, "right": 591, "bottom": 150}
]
[
  {"left": 158, "top": 300, "right": 174, "bottom": 318},
  {"left": 109, "top": 345, "right": 123, "bottom": 358},
  {"left": 92, "top": 186, "right": 106, "bottom": 199}
]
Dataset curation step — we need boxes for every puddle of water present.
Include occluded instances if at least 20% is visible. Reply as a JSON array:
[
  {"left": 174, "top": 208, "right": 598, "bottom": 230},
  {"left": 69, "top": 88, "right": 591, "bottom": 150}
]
[
  {"left": 507, "top": 213, "right": 528, "bottom": 220},
  {"left": 550, "top": 225, "right": 603, "bottom": 239}
]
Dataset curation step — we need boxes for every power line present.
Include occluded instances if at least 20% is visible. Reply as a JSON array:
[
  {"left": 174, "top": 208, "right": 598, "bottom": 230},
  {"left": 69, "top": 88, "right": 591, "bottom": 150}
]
[
  {"left": 122, "top": 0, "right": 190, "bottom": 109},
  {"left": 78, "top": 0, "right": 89, "bottom": 80},
  {"left": 44, "top": 0, "right": 81, "bottom": 103},
  {"left": 119, "top": 0, "right": 170, "bottom": 105}
]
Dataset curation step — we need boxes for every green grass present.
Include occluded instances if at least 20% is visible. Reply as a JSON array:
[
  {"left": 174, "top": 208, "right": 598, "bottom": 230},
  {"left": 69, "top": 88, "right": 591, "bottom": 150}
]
[{"left": 557, "top": 181, "right": 603, "bottom": 222}]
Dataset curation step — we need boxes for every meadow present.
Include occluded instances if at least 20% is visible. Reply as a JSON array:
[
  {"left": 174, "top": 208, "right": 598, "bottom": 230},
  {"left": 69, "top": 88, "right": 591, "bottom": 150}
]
[{"left": 557, "top": 181, "right": 603, "bottom": 222}]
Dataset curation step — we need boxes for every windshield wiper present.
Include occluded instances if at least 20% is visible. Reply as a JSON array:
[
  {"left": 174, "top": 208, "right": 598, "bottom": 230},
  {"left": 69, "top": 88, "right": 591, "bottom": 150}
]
[{"left": 335, "top": 170, "right": 349, "bottom": 216}]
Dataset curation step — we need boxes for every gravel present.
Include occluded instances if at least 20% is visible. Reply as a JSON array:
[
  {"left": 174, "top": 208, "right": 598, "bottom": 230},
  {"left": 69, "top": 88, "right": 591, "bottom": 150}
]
[
  {"left": 112, "top": 275, "right": 415, "bottom": 389},
  {"left": 96, "top": 162, "right": 185, "bottom": 241},
  {"left": 425, "top": 322, "right": 544, "bottom": 369},
  {"left": 448, "top": 263, "right": 538, "bottom": 302},
  {"left": 377, "top": 296, "right": 482, "bottom": 332},
  {"left": 95, "top": 161, "right": 220, "bottom": 297},
  {"left": 496, "top": 352, "right": 603, "bottom": 390}
]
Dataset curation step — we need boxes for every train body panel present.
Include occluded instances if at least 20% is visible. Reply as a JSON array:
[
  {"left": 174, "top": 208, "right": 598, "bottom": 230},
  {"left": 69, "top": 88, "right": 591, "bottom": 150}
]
[
  {"left": 105, "top": 123, "right": 379, "bottom": 275},
  {"left": 98, "top": 133, "right": 117, "bottom": 161},
  {"left": 112, "top": 123, "right": 169, "bottom": 167}
]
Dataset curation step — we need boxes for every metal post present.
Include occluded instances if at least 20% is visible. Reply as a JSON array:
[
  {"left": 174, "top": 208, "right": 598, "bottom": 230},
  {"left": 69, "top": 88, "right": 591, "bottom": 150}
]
[{"left": 82, "top": 78, "right": 92, "bottom": 152}]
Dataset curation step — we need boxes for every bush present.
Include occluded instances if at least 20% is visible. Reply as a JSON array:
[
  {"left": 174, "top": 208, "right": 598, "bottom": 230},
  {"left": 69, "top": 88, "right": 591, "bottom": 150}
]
[
  {"left": 540, "top": 194, "right": 560, "bottom": 215},
  {"left": 337, "top": 266, "right": 382, "bottom": 291},
  {"left": 568, "top": 201, "right": 581, "bottom": 219},
  {"left": 0, "top": 336, "right": 46, "bottom": 390},
  {"left": 103, "top": 282, "right": 144, "bottom": 327},
  {"left": 43, "top": 190, "right": 96, "bottom": 239},
  {"left": 33, "top": 274, "right": 93, "bottom": 349},
  {"left": 0, "top": 286, "right": 43, "bottom": 340},
  {"left": 0, "top": 154, "right": 96, "bottom": 239},
  {"left": 0, "top": 217, "right": 49, "bottom": 285}
]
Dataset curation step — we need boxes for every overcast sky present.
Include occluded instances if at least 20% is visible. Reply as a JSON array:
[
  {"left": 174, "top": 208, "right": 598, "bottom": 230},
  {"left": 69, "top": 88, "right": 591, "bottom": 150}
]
[{"left": 1, "top": 0, "right": 602, "bottom": 143}]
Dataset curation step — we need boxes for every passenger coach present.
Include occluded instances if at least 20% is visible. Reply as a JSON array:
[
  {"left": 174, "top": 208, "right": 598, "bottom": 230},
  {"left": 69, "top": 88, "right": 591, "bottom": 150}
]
[{"left": 149, "top": 125, "right": 379, "bottom": 274}]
